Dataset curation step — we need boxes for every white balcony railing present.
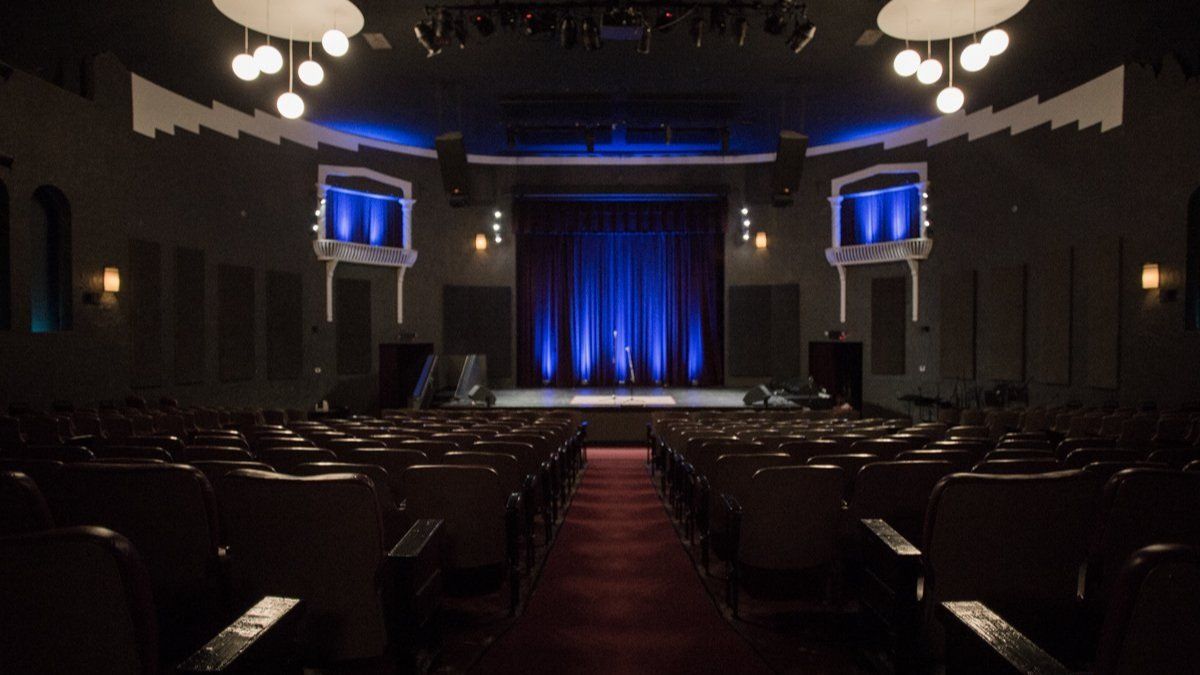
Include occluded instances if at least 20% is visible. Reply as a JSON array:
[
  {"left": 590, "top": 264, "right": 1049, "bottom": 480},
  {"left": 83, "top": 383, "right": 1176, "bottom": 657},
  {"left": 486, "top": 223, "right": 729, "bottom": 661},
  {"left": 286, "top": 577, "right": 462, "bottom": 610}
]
[{"left": 824, "top": 237, "right": 932, "bottom": 267}]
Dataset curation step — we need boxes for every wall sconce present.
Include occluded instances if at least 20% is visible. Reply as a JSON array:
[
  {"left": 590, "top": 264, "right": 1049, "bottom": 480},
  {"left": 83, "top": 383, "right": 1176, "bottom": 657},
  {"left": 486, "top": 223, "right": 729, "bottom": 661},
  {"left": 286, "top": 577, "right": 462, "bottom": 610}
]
[
  {"left": 755, "top": 231, "right": 768, "bottom": 249},
  {"left": 1141, "top": 263, "right": 1160, "bottom": 290},
  {"left": 475, "top": 233, "right": 488, "bottom": 251},
  {"left": 103, "top": 266, "right": 121, "bottom": 293}
]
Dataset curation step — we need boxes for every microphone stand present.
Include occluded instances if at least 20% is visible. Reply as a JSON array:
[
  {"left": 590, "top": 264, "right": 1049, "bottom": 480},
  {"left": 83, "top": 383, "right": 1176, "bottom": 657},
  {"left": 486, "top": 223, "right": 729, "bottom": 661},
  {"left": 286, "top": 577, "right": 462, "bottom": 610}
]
[{"left": 611, "top": 330, "right": 619, "bottom": 403}]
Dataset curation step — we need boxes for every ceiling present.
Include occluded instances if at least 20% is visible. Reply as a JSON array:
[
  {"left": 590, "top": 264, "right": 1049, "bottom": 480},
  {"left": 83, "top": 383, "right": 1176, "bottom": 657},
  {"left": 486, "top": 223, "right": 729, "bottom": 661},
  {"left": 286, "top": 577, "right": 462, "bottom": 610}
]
[{"left": 2, "top": 0, "right": 1197, "bottom": 155}]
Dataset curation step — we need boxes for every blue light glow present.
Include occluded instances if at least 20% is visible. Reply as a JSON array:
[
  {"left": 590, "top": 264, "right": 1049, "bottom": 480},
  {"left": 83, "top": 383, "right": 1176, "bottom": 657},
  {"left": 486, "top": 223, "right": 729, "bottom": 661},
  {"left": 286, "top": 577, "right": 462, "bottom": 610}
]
[
  {"left": 325, "top": 187, "right": 403, "bottom": 247},
  {"left": 841, "top": 185, "right": 920, "bottom": 245}
]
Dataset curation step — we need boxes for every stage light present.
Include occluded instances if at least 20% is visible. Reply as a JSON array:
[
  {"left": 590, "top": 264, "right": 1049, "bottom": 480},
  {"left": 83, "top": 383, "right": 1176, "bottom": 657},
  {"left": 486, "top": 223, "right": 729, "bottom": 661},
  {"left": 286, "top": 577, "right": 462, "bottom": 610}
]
[
  {"left": 916, "top": 57, "right": 942, "bottom": 84},
  {"left": 232, "top": 53, "right": 260, "bottom": 80},
  {"left": 472, "top": 12, "right": 496, "bottom": 36},
  {"left": 560, "top": 15, "right": 578, "bottom": 48},
  {"left": 960, "top": 41, "right": 989, "bottom": 72},
  {"left": 277, "top": 91, "right": 304, "bottom": 119},
  {"left": 982, "top": 27, "right": 1009, "bottom": 56},
  {"left": 322, "top": 29, "right": 349, "bottom": 57},
  {"left": 475, "top": 233, "right": 488, "bottom": 251},
  {"left": 755, "top": 231, "right": 767, "bottom": 249},
  {"left": 936, "top": 86, "right": 964, "bottom": 113},
  {"left": 581, "top": 17, "right": 602, "bottom": 50},
  {"left": 731, "top": 15, "right": 748, "bottom": 46},
  {"left": 786, "top": 17, "right": 816, "bottom": 54},
  {"left": 298, "top": 59, "right": 324, "bottom": 86},
  {"left": 690, "top": 18, "right": 706, "bottom": 47},
  {"left": 414, "top": 21, "right": 441, "bottom": 57},
  {"left": 254, "top": 43, "right": 283, "bottom": 74},
  {"left": 893, "top": 48, "right": 921, "bottom": 76}
]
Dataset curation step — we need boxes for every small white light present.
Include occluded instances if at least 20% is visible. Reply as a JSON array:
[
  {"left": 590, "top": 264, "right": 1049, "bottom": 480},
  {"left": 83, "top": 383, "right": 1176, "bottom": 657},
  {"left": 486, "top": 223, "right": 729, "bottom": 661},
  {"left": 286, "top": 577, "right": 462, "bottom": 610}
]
[
  {"left": 232, "top": 53, "right": 260, "bottom": 80},
  {"left": 320, "top": 198, "right": 326, "bottom": 205},
  {"left": 936, "top": 85, "right": 965, "bottom": 114},
  {"left": 740, "top": 206, "right": 749, "bottom": 215},
  {"left": 494, "top": 234, "right": 502, "bottom": 244},
  {"left": 298, "top": 59, "right": 324, "bottom": 86},
  {"left": 741, "top": 231, "right": 750, "bottom": 241},
  {"left": 981, "top": 27, "right": 1009, "bottom": 56},
  {"left": 322, "top": 29, "right": 349, "bottom": 57},
  {"left": 893, "top": 48, "right": 921, "bottom": 77},
  {"left": 494, "top": 210, "right": 503, "bottom": 219},
  {"left": 314, "top": 209, "right": 321, "bottom": 216},
  {"left": 960, "top": 42, "right": 990, "bottom": 72},
  {"left": 312, "top": 224, "right": 320, "bottom": 232},
  {"left": 742, "top": 219, "right": 751, "bottom": 227},
  {"left": 492, "top": 223, "right": 501, "bottom": 231},
  {"left": 277, "top": 91, "right": 305, "bottom": 119},
  {"left": 916, "top": 57, "right": 943, "bottom": 85},
  {"left": 924, "top": 219, "right": 931, "bottom": 227},
  {"left": 253, "top": 44, "right": 283, "bottom": 74},
  {"left": 922, "top": 192, "right": 928, "bottom": 199},
  {"left": 921, "top": 204, "right": 928, "bottom": 212}
]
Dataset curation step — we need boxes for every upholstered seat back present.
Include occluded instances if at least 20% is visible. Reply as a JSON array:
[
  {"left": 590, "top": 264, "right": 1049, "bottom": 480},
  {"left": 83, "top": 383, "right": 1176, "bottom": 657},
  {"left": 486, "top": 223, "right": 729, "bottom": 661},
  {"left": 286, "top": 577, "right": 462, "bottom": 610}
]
[
  {"left": 740, "top": 465, "right": 844, "bottom": 571},
  {"left": 402, "top": 465, "right": 508, "bottom": 570}
]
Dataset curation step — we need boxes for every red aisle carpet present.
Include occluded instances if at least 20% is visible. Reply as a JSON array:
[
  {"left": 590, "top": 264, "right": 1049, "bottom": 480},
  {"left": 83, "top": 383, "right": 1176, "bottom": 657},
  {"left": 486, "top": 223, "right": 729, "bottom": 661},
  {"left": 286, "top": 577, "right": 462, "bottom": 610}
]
[{"left": 473, "top": 447, "right": 771, "bottom": 674}]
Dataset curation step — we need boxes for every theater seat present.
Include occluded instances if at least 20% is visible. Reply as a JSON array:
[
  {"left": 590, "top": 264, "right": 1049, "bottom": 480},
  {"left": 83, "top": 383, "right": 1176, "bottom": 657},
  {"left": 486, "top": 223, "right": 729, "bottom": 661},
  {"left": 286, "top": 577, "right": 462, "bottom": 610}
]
[
  {"left": 0, "top": 471, "right": 54, "bottom": 535},
  {"left": 723, "top": 465, "right": 844, "bottom": 615},
  {"left": 290, "top": 461, "right": 410, "bottom": 546},
  {"left": 219, "top": 470, "right": 444, "bottom": 665},
  {"left": 402, "top": 465, "right": 522, "bottom": 614},
  {"left": 258, "top": 447, "right": 337, "bottom": 471},
  {"left": 189, "top": 460, "right": 275, "bottom": 484},
  {"left": 0, "top": 526, "right": 304, "bottom": 675},
  {"left": 972, "top": 458, "right": 1063, "bottom": 474},
  {"left": 94, "top": 445, "right": 173, "bottom": 462},
  {"left": 701, "top": 453, "right": 793, "bottom": 569},
  {"left": 176, "top": 446, "right": 253, "bottom": 462},
  {"left": 846, "top": 460, "right": 956, "bottom": 551}
]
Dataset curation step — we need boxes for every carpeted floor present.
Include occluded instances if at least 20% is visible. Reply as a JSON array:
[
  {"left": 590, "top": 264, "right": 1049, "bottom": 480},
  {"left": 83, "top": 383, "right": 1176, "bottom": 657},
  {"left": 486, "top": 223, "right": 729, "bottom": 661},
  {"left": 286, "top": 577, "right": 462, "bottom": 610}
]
[{"left": 473, "top": 447, "right": 772, "bottom": 675}]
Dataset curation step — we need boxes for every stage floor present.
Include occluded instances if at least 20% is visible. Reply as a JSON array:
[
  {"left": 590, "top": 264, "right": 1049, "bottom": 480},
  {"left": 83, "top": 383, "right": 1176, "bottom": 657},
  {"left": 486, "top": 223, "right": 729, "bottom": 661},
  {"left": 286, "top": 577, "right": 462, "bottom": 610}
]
[{"left": 464, "top": 387, "right": 749, "bottom": 409}]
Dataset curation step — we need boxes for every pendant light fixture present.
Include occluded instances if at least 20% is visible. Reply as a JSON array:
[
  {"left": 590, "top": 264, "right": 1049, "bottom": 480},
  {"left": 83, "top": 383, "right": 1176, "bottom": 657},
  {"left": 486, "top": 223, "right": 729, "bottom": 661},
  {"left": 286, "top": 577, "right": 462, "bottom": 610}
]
[
  {"left": 937, "top": 38, "right": 965, "bottom": 113},
  {"left": 232, "top": 25, "right": 261, "bottom": 80},
  {"left": 959, "top": 0, "right": 990, "bottom": 72},
  {"left": 298, "top": 41, "right": 325, "bottom": 86},
  {"left": 892, "top": 9, "right": 920, "bottom": 76},
  {"left": 277, "top": 39, "right": 305, "bottom": 119},
  {"left": 916, "top": 38, "right": 943, "bottom": 84}
]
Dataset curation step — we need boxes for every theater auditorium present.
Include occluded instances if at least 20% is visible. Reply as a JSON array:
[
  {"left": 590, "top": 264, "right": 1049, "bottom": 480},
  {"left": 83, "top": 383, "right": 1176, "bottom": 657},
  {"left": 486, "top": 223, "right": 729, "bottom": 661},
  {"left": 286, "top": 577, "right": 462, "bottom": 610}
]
[{"left": 2, "top": 0, "right": 1200, "bottom": 672}]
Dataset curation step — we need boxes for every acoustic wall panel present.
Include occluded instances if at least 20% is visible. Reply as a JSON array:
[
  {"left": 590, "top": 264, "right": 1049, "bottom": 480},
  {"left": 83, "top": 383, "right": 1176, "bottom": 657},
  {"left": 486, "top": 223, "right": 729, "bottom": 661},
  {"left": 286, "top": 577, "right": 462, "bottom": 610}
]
[
  {"left": 728, "top": 284, "right": 801, "bottom": 379},
  {"left": 939, "top": 270, "right": 977, "bottom": 380},
  {"left": 871, "top": 277, "right": 907, "bottom": 376},
  {"left": 173, "top": 248, "right": 206, "bottom": 384},
  {"left": 1082, "top": 237, "right": 1122, "bottom": 389},
  {"left": 977, "top": 265, "right": 1027, "bottom": 382},
  {"left": 217, "top": 265, "right": 256, "bottom": 382},
  {"left": 128, "top": 239, "right": 163, "bottom": 388},
  {"left": 265, "top": 271, "right": 303, "bottom": 380},
  {"left": 728, "top": 286, "right": 772, "bottom": 376},
  {"left": 1028, "top": 248, "right": 1073, "bottom": 385},
  {"left": 336, "top": 278, "right": 372, "bottom": 376},
  {"left": 443, "top": 285, "right": 513, "bottom": 382}
]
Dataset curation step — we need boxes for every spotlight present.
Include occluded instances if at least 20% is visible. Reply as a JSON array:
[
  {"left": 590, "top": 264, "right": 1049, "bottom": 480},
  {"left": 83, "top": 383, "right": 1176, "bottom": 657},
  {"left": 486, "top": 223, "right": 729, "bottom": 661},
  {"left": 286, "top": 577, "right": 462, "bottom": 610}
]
[
  {"left": 654, "top": 8, "right": 677, "bottom": 32},
  {"left": 786, "top": 17, "right": 816, "bottom": 54},
  {"left": 690, "top": 18, "right": 706, "bottom": 47},
  {"left": 637, "top": 22, "right": 652, "bottom": 54},
  {"left": 414, "top": 22, "right": 441, "bottom": 57},
  {"left": 472, "top": 12, "right": 496, "bottom": 37},
  {"left": 580, "top": 17, "right": 602, "bottom": 50},
  {"left": 560, "top": 15, "right": 578, "bottom": 49},
  {"left": 731, "top": 15, "right": 748, "bottom": 46}
]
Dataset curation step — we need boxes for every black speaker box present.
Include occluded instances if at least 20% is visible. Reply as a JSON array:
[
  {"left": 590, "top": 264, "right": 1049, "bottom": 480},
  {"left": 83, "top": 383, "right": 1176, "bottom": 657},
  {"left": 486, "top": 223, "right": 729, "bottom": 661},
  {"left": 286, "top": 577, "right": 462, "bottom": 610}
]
[
  {"left": 771, "top": 130, "right": 808, "bottom": 207},
  {"left": 435, "top": 132, "right": 470, "bottom": 207}
]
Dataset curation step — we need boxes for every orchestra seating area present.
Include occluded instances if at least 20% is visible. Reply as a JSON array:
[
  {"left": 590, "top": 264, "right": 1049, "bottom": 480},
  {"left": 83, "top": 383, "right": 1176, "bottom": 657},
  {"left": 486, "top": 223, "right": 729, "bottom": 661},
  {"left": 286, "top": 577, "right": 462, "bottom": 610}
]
[
  {"left": 649, "top": 405, "right": 1200, "bottom": 673},
  {"left": 0, "top": 403, "right": 584, "bottom": 673}
]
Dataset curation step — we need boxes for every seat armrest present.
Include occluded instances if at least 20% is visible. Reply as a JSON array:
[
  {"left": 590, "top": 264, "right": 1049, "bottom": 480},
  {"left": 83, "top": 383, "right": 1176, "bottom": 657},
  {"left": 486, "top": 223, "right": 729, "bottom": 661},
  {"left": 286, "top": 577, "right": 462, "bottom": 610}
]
[
  {"left": 858, "top": 518, "right": 924, "bottom": 628},
  {"left": 383, "top": 519, "right": 444, "bottom": 632},
  {"left": 175, "top": 596, "right": 304, "bottom": 674},
  {"left": 721, "top": 494, "right": 744, "bottom": 616},
  {"left": 939, "top": 601, "right": 1071, "bottom": 675}
]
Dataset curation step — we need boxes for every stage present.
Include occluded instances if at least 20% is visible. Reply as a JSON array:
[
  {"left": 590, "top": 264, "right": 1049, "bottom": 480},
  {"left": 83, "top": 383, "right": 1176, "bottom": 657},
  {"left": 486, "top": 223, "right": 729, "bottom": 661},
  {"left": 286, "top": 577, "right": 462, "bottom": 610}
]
[{"left": 441, "top": 387, "right": 756, "bottom": 443}]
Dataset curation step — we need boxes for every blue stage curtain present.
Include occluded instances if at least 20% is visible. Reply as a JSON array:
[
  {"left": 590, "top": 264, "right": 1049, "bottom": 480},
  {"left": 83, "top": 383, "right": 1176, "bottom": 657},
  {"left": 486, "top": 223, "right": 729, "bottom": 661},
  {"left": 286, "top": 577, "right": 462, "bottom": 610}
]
[
  {"left": 325, "top": 187, "right": 404, "bottom": 247},
  {"left": 515, "top": 197, "right": 725, "bottom": 387},
  {"left": 840, "top": 184, "right": 920, "bottom": 245}
]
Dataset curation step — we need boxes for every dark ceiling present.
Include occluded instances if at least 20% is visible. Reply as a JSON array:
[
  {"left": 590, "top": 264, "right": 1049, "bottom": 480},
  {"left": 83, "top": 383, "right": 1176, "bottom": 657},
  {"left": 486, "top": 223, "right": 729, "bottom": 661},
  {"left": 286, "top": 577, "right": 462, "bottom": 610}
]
[{"left": 2, "top": 1, "right": 1197, "bottom": 155}]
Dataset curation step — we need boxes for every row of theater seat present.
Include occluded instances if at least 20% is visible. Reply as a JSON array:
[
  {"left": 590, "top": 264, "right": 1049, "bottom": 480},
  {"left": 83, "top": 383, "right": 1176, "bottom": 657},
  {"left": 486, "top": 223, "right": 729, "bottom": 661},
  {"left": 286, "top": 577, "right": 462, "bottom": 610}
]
[
  {"left": 938, "top": 404, "right": 1200, "bottom": 447},
  {"left": 648, "top": 410, "right": 1200, "bottom": 674},
  {"left": 0, "top": 407, "right": 585, "bottom": 674}
]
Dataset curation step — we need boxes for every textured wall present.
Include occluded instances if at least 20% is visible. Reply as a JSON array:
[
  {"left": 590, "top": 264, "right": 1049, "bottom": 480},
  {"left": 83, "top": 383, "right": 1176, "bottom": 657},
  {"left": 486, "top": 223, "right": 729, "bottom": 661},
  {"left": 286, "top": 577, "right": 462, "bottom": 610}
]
[{"left": 0, "top": 55, "right": 1198, "bottom": 413}]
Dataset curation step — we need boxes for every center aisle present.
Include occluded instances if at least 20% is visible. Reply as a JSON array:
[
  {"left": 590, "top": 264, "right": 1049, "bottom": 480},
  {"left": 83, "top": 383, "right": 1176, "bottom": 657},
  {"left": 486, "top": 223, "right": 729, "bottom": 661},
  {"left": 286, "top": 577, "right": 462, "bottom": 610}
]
[{"left": 473, "top": 447, "right": 772, "bottom": 674}]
